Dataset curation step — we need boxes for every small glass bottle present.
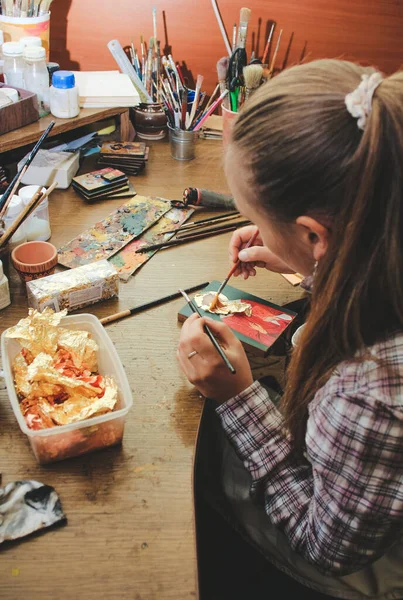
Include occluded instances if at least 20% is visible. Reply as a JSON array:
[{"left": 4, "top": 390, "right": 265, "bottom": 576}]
[
  {"left": 0, "top": 259, "right": 10, "bottom": 311},
  {"left": 23, "top": 46, "right": 50, "bottom": 117},
  {"left": 2, "top": 42, "right": 25, "bottom": 88},
  {"left": 50, "top": 70, "right": 79, "bottom": 119}
]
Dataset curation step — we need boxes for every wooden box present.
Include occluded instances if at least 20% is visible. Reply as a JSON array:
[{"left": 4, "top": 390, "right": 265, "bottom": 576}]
[{"left": 0, "top": 84, "right": 39, "bottom": 135}]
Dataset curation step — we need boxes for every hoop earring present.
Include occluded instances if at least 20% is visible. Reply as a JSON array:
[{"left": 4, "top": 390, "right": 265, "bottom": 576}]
[{"left": 313, "top": 260, "right": 318, "bottom": 278}]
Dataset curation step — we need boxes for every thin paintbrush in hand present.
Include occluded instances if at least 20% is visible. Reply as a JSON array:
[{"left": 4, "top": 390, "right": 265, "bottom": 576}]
[
  {"left": 179, "top": 289, "right": 236, "bottom": 374},
  {"left": 209, "top": 228, "right": 259, "bottom": 310}
]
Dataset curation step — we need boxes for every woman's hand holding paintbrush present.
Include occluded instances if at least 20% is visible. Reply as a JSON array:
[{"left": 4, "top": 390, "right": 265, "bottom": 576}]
[
  {"left": 209, "top": 227, "right": 259, "bottom": 310},
  {"left": 229, "top": 225, "right": 296, "bottom": 278},
  {"left": 177, "top": 304, "right": 253, "bottom": 404}
]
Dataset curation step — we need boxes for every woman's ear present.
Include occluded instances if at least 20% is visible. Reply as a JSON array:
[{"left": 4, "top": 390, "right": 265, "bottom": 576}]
[{"left": 296, "top": 216, "right": 331, "bottom": 261}]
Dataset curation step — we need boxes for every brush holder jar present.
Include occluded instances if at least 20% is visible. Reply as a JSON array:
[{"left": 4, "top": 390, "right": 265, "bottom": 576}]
[
  {"left": 168, "top": 125, "right": 197, "bottom": 161},
  {"left": 131, "top": 103, "right": 167, "bottom": 140}
]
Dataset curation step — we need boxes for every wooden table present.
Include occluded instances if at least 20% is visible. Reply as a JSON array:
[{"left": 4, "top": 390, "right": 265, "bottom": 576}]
[
  {"left": 0, "top": 140, "right": 302, "bottom": 600},
  {"left": 0, "top": 107, "right": 131, "bottom": 154}
]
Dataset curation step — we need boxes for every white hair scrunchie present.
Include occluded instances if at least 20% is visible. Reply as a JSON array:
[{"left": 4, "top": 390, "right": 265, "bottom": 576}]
[{"left": 345, "top": 72, "right": 383, "bottom": 130}]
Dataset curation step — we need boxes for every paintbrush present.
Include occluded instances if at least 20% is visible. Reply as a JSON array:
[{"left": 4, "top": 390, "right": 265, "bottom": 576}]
[
  {"left": 0, "top": 182, "right": 57, "bottom": 248},
  {"left": 211, "top": 0, "right": 232, "bottom": 56},
  {"left": 176, "top": 219, "right": 250, "bottom": 240},
  {"left": 152, "top": 6, "right": 158, "bottom": 53},
  {"left": 180, "top": 89, "right": 188, "bottom": 129},
  {"left": 100, "top": 282, "right": 208, "bottom": 325},
  {"left": 209, "top": 228, "right": 259, "bottom": 310},
  {"left": 269, "top": 29, "right": 283, "bottom": 76},
  {"left": 232, "top": 23, "right": 237, "bottom": 51},
  {"left": 237, "top": 7, "right": 251, "bottom": 49},
  {"left": 186, "top": 74, "right": 203, "bottom": 129},
  {"left": 135, "top": 225, "right": 239, "bottom": 253},
  {"left": 179, "top": 289, "right": 236, "bottom": 374},
  {"left": 203, "top": 83, "right": 220, "bottom": 114},
  {"left": 262, "top": 23, "right": 275, "bottom": 64},
  {"left": 20, "top": 0, "right": 28, "bottom": 16},
  {"left": 164, "top": 211, "right": 240, "bottom": 234},
  {"left": 191, "top": 89, "right": 229, "bottom": 131},
  {"left": 243, "top": 64, "right": 263, "bottom": 100},
  {"left": 0, "top": 120, "right": 55, "bottom": 216}
]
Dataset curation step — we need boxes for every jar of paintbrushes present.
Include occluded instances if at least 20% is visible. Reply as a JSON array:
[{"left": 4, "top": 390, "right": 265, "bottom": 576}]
[{"left": 0, "top": 0, "right": 53, "bottom": 60}]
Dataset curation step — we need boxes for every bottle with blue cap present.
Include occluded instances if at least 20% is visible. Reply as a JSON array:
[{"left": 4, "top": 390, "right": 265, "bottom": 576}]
[{"left": 50, "top": 70, "right": 79, "bottom": 119}]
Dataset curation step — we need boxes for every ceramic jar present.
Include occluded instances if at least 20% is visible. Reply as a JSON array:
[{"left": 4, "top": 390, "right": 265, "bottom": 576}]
[{"left": 131, "top": 103, "right": 168, "bottom": 140}]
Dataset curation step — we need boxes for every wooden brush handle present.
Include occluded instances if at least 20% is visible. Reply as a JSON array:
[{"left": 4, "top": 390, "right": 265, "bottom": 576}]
[{"left": 100, "top": 310, "right": 131, "bottom": 325}]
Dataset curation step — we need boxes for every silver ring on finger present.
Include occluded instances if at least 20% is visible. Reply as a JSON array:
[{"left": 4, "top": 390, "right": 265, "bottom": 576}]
[{"left": 188, "top": 350, "right": 198, "bottom": 359}]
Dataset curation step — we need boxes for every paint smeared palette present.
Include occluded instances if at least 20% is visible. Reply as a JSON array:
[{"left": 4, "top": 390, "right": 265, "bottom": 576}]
[
  {"left": 109, "top": 206, "right": 194, "bottom": 281},
  {"left": 57, "top": 196, "right": 171, "bottom": 269},
  {"left": 178, "top": 281, "right": 297, "bottom": 356}
]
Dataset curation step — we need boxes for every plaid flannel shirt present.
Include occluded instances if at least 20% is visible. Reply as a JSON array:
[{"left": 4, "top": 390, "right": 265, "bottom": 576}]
[{"left": 216, "top": 333, "right": 403, "bottom": 576}]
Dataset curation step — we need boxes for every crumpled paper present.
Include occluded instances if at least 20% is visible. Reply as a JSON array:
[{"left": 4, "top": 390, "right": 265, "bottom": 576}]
[{"left": 0, "top": 480, "right": 66, "bottom": 544}]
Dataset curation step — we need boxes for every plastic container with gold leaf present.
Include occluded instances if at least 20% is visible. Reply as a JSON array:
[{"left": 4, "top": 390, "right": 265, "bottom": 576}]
[{"left": 1, "top": 312, "right": 133, "bottom": 464}]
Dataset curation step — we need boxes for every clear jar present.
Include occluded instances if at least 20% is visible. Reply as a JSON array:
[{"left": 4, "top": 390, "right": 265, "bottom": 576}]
[
  {"left": 50, "top": 70, "right": 79, "bottom": 119},
  {"left": 2, "top": 41, "right": 25, "bottom": 88},
  {"left": 18, "top": 185, "right": 51, "bottom": 241},
  {"left": 23, "top": 46, "right": 50, "bottom": 117},
  {"left": 1, "top": 195, "right": 28, "bottom": 250}
]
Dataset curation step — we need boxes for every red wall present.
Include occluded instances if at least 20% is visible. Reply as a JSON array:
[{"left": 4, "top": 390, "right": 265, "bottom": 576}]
[{"left": 50, "top": 0, "right": 403, "bottom": 94}]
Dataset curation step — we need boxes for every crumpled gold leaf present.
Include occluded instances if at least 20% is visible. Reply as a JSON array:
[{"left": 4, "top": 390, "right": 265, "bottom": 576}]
[
  {"left": 46, "top": 377, "right": 118, "bottom": 425},
  {"left": 57, "top": 329, "right": 98, "bottom": 372},
  {"left": 9, "top": 308, "right": 119, "bottom": 430},
  {"left": 27, "top": 353, "right": 102, "bottom": 397},
  {"left": 5, "top": 308, "right": 68, "bottom": 357},
  {"left": 194, "top": 293, "right": 253, "bottom": 316}
]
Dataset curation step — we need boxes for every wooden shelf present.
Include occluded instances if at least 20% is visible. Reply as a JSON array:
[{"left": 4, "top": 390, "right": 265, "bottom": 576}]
[{"left": 0, "top": 106, "right": 130, "bottom": 154}]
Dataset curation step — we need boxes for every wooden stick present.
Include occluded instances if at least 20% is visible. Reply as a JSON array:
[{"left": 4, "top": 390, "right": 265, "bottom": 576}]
[
  {"left": 0, "top": 182, "right": 57, "bottom": 248},
  {"left": 100, "top": 282, "right": 209, "bottom": 325},
  {"left": 135, "top": 225, "right": 238, "bottom": 254},
  {"left": 179, "top": 288, "right": 236, "bottom": 374}
]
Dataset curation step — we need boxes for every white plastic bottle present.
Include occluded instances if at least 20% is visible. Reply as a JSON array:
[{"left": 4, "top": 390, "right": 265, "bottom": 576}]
[
  {"left": 23, "top": 46, "right": 50, "bottom": 117},
  {"left": 19, "top": 36, "right": 42, "bottom": 49},
  {"left": 50, "top": 70, "right": 79, "bottom": 119},
  {"left": 2, "top": 42, "right": 25, "bottom": 88},
  {"left": 0, "top": 259, "right": 11, "bottom": 311}
]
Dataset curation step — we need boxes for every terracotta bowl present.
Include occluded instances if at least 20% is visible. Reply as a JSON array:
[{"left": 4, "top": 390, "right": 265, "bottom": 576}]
[{"left": 11, "top": 241, "right": 58, "bottom": 283}]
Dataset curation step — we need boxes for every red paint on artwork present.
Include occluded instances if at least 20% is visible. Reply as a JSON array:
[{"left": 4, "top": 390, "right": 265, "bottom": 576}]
[{"left": 222, "top": 300, "right": 293, "bottom": 347}]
